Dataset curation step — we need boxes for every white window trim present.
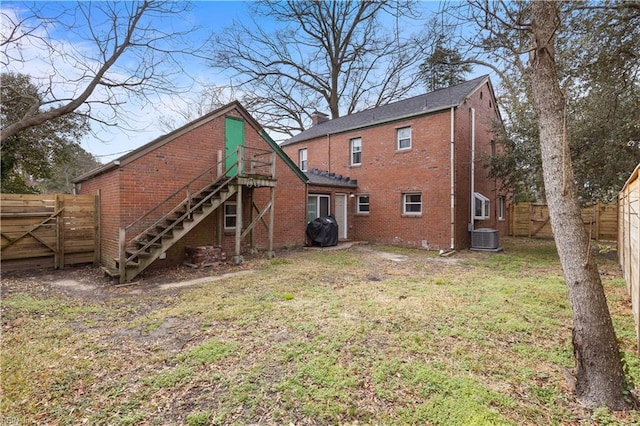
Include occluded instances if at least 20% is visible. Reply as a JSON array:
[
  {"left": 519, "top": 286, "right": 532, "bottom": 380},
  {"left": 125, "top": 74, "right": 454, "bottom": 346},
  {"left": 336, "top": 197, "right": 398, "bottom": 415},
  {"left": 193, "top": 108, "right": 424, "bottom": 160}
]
[
  {"left": 498, "top": 196, "right": 506, "bottom": 221},
  {"left": 403, "top": 193, "right": 422, "bottom": 215},
  {"left": 299, "top": 148, "right": 308, "bottom": 172},
  {"left": 397, "top": 127, "right": 412, "bottom": 150},
  {"left": 224, "top": 202, "right": 237, "bottom": 229},
  {"left": 474, "top": 192, "right": 490, "bottom": 220},
  {"left": 350, "top": 138, "right": 362, "bottom": 166},
  {"left": 356, "top": 194, "right": 370, "bottom": 214}
]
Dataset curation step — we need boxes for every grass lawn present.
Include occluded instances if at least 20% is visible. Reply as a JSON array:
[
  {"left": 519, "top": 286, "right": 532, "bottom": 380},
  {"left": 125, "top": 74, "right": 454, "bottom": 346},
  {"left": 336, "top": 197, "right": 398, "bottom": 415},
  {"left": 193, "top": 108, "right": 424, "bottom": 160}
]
[{"left": 1, "top": 237, "right": 639, "bottom": 425}]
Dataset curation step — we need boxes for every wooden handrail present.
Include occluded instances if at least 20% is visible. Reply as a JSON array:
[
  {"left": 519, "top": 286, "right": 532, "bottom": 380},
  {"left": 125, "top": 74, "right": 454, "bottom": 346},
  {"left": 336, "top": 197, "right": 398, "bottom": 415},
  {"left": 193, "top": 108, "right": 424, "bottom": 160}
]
[{"left": 117, "top": 144, "right": 276, "bottom": 276}]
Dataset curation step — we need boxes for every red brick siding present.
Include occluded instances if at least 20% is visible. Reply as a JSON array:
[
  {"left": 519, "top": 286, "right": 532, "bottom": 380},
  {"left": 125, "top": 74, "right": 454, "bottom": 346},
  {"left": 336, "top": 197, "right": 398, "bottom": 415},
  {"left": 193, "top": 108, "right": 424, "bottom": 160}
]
[
  {"left": 285, "top": 111, "right": 454, "bottom": 249},
  {"left": 283, "top": 84, "right": 506, "bottom": 250},
  {"left": 78, "top": 107, "right": 308, "bottom": 269},
  {"left": 76, "top": 171, "right": 120, "bottom": 266}
]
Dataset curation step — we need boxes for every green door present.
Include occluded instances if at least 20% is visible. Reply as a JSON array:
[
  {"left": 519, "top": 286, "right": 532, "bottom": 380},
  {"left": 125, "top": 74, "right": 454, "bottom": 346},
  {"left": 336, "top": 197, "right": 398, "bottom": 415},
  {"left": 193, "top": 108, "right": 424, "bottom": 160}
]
[{"left": 225, "top": 117, "right": 245, "bottom": 176}]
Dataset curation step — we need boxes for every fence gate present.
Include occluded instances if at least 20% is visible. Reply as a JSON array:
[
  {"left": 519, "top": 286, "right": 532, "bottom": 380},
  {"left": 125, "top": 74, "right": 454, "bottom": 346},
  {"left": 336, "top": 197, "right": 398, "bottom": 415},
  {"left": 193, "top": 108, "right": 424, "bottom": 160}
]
[
  {"left": 510, "top": 202, "right": 617, "bottom": 241},
  {"left": 1, "top": 193, "right": 99, "bottom": 271}
]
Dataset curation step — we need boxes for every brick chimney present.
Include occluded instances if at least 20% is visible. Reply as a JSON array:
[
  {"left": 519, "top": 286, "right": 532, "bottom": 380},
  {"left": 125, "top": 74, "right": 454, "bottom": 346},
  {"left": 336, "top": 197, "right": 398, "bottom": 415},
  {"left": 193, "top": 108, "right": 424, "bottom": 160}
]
[{"left": 311, "top": 111, "right": 329, "bottom": 126}]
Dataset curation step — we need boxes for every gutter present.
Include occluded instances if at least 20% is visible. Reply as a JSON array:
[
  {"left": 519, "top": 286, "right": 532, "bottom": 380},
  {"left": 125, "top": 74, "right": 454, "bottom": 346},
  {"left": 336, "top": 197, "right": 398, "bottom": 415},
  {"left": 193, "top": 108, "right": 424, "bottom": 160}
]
[
  {"left": 450, "top": 107, "right": 455, "bottom": 250},
  {"left": 470, "top": 107, "right": 476, "bottom": 232}
]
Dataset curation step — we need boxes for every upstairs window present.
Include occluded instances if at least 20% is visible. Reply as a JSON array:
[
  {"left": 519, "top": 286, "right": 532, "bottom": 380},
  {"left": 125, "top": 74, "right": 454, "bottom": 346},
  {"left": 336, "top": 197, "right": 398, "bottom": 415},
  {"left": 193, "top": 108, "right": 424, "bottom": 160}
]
[
  {"left": 350, "top": 138, "right": 362, "bottom": 165},
  {"left": 397, "top": 127, "right": 411, "bottom": 150},
  {"left": 357, "top": 195, "right": 370, "bottom": 214},
  {"left": 474, "top": 192, "right": 490, "bottom": 220},
  {"left": 403, "top": 193, "right": 422, "bottom": 215},
  {"left": 299, "top": 148, "right": 308, "bottom": 171}
]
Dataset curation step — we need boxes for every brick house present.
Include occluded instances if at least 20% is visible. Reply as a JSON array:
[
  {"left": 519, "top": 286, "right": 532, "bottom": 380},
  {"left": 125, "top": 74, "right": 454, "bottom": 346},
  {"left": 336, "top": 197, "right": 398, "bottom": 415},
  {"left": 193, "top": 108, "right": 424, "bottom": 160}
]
[
  {"left": 75, "top": 101, "right": 316, "bottom": 282},
  {"left": 280, "top": 75, "right": 508, "bottom": 250}
]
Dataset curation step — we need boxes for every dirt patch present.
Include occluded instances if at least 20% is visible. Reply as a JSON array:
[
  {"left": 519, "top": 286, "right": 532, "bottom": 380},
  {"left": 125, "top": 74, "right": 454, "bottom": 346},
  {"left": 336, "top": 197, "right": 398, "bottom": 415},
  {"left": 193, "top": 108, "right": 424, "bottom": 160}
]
[{"left": 0, "top": 258, "right": 257, "bottom": 301}]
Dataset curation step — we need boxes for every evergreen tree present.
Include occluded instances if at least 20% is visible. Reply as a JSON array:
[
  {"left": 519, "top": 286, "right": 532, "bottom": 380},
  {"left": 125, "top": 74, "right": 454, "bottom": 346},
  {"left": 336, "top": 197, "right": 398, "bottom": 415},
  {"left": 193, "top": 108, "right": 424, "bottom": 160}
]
[{"left": 1, "top": 72, "right": 90, "bottom": 193}]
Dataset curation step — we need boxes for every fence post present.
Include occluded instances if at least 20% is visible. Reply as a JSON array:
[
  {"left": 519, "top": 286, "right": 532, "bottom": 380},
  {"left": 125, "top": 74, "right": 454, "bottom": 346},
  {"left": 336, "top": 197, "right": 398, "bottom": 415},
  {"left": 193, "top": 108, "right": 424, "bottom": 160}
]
[
  {"left": 595, "top": 202, "right": 600, "bottom": 242},
  {"left": 55, "top": 195, "right": 65, "bottom": 269}
]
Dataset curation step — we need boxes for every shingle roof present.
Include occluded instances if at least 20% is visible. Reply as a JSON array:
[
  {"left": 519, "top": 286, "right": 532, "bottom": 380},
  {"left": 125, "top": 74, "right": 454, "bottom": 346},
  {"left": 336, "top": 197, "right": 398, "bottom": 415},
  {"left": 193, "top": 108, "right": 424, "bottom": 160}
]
[
  {"left": 282, "top": 75, "right": 489, "bottom": 146},
  {"left": 304, "top": 168, "right": 357, "bottom": 188}
]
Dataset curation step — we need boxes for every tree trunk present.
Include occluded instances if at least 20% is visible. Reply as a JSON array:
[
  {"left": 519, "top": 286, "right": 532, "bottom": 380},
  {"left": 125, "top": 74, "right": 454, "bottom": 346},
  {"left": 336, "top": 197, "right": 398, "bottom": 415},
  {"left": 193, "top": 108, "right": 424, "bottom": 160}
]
[{"left": 528, "top": 1, "right": 632, "bottom": 410}]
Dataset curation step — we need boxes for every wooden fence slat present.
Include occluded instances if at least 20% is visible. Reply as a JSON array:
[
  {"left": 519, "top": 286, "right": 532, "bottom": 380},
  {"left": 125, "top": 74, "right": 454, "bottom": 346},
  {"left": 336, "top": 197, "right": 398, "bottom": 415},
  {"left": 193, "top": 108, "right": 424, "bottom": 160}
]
[
  {"left": 509, "top": 201, "right": 618, "bottom": 241},
  {"left": 0, "top": 193, "right": 98, "bottom": 271}
]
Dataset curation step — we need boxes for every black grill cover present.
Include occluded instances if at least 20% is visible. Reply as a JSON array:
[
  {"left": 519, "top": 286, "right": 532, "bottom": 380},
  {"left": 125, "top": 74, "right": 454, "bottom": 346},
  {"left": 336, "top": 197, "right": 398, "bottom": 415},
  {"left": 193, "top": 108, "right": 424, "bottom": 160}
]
[{"left": 306, "top": 216, "right": 338, "bottom": 247}]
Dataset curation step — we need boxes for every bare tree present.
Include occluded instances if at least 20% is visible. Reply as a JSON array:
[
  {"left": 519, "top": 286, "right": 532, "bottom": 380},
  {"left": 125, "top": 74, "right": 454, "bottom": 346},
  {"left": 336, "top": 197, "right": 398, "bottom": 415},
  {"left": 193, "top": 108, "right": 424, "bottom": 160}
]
[
  {"left": 445, "top": 0, "right": 635, "bottom": 409},
  {"left": 0, "top": 1, "right": 209, "bottom": 144},
  {"left": 212, "top": 0, "right": 423, "bottom": 139},
  {"left": 157, "top": 84, "right": 242, "bottom": 133},
  {"left": 528, "top": 1, "right": 633, "bottom": 410}
]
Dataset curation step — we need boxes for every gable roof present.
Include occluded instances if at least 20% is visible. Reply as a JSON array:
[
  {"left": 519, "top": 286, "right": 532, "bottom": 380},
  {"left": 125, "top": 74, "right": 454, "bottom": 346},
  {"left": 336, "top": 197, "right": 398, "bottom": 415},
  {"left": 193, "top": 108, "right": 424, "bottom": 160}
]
[
  {"left": 74, "top": 101, "right": 308, "bottom": 184},
  {"left": 281, "top": 75, "right": 491, "bottom": 146}
]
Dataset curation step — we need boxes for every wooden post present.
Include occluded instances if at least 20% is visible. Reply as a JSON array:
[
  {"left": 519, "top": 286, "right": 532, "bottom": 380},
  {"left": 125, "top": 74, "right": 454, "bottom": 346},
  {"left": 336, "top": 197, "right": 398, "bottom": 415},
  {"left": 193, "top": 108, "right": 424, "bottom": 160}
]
[
  {"left": 249, "top": 189, "right": 255, "bottom": 253},
  {"left": 267, "top": 186, "right": 275, "bottom": 258},
  {"left": 595, "top": 202, "right": 600, "bottom": 242},
  {"left": 528, "top": 203, "right": 533, "bottom": 238},
  {"left": 119, "top": 228, "right": 126, "bottom": 284},
  {"left": 237, "top": 146, "right": 244, "bottom": 177},
  {"left": 232, "top": 183, "right": 244, "bottom": 265},
  {"left": 55, "top": 195, "right": 64, "bottom": 269},
  {"left": 270, "top": 151, "right": 277, "bottom": 179}
]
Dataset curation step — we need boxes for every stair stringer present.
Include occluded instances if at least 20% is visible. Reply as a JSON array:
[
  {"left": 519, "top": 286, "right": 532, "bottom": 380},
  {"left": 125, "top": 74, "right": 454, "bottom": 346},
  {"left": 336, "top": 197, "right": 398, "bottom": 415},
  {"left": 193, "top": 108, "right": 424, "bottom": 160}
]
[{"left": 121, "top": 183, "right": 238, "bottom": 282}]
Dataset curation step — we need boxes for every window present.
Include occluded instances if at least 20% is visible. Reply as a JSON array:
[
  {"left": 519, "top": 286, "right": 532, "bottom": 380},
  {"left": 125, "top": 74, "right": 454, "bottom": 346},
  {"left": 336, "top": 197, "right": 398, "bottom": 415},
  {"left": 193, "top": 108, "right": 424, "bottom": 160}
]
[
  {"left": 397, "top": 127, "right": 411, "bottom": 150},
  {"left": 490, "top": 140, "right": 496, "bottom": 158},
  {"left": 498, "top": 196, "right": 506, "bottom": 221},
  {"left": 474, "top": 192, "right": 490, "bottom": 220},
  {"left": 357, "top": 195, "right": 370, "bottom": 214},
  {"left": 403, "top": 193, "right": 422, "bottom": 215},
  {"left": 307, "top": 194, "right": 330, "bottom": 223},
  {"left": 350, "top": 138, "right": 362, "bottom": 165},
  {"left": 299, "top": 148, "right": 308, "bottom": 171},
  {"left": 224, "top": 202, "right": 237, "bottom": 229}
]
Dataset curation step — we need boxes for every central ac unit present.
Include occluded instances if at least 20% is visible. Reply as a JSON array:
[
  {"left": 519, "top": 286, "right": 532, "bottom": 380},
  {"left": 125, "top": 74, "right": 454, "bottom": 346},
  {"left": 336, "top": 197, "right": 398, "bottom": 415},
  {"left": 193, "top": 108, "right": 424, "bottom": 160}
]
[{"left": 471, "top": 228, "right": 500, "bottom": 250}]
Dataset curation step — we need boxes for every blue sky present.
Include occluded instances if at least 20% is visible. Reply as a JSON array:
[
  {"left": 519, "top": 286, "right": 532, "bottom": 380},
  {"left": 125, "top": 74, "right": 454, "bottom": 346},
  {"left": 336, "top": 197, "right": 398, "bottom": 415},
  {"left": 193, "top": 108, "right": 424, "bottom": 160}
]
[{"left": 2, "top": 1, "right": 474, "bottom": 164}]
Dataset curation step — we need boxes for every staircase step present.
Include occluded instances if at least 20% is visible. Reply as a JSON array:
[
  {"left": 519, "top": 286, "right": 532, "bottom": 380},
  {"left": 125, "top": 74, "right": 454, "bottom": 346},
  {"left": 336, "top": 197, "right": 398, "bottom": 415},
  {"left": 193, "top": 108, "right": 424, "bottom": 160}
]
[
  {"left": 126, "top": 250, "right": 152, "bottom": 258},
  {"left": 114, "top": 259, "right": 140, "bottom": 268},
  {"left": 136, "top": 240, "right": 161, "bottom": 248},
  {"left": 165, "top": 219, "right": 184, "bottom": 229},
  {"left": 102, "top": 266, "right": 120, "bottom": 278},
  {"left": 116, "top": 177, "right": 234, "bottom": 283}
]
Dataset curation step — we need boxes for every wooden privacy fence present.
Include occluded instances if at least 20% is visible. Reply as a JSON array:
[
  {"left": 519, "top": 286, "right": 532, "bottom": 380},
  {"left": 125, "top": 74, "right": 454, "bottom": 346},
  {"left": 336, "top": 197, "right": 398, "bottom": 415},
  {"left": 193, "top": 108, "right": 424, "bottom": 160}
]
[
  {"left": 618, "top": 164, "right": 640, "bottom": 352},
  {"left": 1, "top": 194, "right": 99, "bottom": 271},
  {"left": 510, "top": 202, "right": 618, "bottom": 241}
]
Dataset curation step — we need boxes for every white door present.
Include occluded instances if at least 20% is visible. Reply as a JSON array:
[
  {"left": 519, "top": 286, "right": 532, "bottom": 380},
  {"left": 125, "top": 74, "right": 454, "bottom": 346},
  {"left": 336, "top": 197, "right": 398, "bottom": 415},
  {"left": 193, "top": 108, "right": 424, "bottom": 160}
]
[{"left": 334, "top": 194, "right": 348, "bottom": 240}]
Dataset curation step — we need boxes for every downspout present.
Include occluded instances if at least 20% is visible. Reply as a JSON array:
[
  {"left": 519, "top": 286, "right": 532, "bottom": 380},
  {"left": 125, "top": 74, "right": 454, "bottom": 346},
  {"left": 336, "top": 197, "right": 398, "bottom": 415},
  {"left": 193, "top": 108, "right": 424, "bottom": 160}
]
[
  {"left": 327, "top": 133, "right": 331, "bottom": 173},
  {"left": 450, "top": 107, "right": 455, "bottom": 250},
  {"left": 470, "top": 107, "right": 476, "bottom": 233}
]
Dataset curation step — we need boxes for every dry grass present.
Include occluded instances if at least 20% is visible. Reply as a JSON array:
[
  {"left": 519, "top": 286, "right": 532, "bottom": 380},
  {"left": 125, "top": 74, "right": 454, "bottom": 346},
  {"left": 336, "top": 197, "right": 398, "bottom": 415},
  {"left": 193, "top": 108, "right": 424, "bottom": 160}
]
[{"left": 1, "top": 237, "right": 639, "bottom": 425}]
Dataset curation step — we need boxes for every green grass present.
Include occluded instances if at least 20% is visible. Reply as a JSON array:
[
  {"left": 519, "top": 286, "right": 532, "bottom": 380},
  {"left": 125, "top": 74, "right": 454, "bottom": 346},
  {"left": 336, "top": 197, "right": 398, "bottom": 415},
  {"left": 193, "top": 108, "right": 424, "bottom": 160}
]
[{"left": 1, "top": 237, "right": 639, "bottom": 425}]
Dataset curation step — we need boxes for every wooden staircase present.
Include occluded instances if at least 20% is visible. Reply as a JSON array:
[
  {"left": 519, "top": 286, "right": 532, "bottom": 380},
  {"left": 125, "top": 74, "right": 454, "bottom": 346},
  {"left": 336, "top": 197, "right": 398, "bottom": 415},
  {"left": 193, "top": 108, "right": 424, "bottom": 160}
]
[
  {"left": 106, "top": 176, "right": 238, "bottom": 283},
  {"left": 106, "top": 145, "right": 278, "bottom": 284}
]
